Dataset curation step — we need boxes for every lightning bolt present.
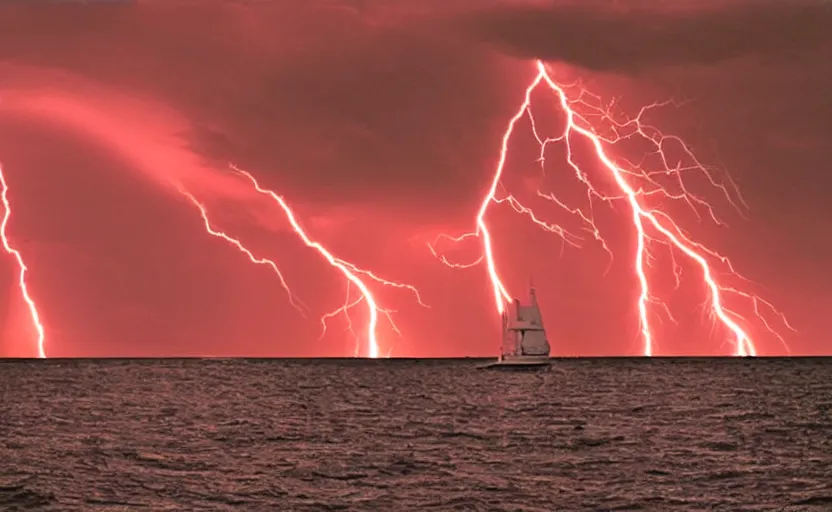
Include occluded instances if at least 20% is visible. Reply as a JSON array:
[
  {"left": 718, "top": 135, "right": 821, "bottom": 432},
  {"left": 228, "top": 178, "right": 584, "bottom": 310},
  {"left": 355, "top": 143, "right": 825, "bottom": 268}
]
[
  {"left": 177, "top": 187, "right": 307, "bottom": 314},
  {"left": 432, "top": 60, "right": 793, "bottom": 357},
  {"left": 0, "top": 58, "right": 792, "bottom": 359},
  {"left": 0, "top": 161, "right": 425, "bottom": 358},
  {"left": 0, "top": 163, "right": 46, "bottom": 359},
  {"left": 231, "top": 166, "right": 428, "bottom": 358}
]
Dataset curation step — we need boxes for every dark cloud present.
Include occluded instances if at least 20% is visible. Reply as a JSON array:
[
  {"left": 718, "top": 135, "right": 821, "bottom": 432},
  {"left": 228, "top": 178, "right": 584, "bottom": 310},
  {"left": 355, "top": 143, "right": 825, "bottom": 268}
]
[
  {"left": 0, "top": 1, "right": 519, "bottom": 219},
  {"left": 455, "top": 0, "right": 832, "bottom": 73}
]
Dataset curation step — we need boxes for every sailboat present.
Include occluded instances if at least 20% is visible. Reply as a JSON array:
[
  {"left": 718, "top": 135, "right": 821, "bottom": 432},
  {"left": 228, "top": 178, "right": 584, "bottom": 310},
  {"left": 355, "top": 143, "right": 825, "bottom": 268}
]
[{"left": 481, "top": 284, "right": 551, "bottom": 370}]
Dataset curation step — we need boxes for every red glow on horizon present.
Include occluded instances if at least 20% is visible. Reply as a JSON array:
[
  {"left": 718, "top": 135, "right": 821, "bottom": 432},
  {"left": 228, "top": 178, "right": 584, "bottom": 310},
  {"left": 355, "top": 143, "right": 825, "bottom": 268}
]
[{"left": 0, "top": 63, "right": 798, "bottom": 358}]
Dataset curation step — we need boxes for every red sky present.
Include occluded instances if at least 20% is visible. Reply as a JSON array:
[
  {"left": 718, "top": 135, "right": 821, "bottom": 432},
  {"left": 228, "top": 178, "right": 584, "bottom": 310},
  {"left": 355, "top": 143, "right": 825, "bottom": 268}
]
[{"left": 0, "top": 0, "right": 829, "bottom": 357}]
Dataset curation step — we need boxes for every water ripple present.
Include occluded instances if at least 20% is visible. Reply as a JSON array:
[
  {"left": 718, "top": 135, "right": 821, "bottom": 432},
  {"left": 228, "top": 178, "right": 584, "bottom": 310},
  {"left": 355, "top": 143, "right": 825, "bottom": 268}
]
[{"left": 0, "top": 358, "right": 830, "bottom": 510}]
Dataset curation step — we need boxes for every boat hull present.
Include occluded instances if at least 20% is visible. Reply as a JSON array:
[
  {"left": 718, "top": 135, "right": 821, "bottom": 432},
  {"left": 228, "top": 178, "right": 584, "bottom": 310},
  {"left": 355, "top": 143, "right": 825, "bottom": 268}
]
[{"left": 478, "top": 355, "right": 550, "bottom": 370}]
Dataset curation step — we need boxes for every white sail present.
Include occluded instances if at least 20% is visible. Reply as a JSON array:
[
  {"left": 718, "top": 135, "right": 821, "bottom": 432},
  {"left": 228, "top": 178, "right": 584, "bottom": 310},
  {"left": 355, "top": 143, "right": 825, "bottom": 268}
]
[{"left": 500, "top": 285, "right": 550, "bottom": 359}]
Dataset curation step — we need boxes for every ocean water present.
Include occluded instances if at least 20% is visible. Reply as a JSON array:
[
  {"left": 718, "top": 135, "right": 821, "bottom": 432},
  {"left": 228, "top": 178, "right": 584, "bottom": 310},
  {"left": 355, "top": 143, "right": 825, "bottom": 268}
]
[{"left": 0, "top": 358, "right": 829, "bottom": 511}]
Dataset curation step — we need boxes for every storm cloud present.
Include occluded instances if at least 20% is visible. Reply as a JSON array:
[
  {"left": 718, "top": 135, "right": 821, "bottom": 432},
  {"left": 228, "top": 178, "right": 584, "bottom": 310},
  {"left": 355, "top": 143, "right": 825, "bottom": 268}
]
[
  {"left": 0, "top": 1, "right": 516, "bottom": 216},
  {"left": 454, "top": 0, "right": 832, "bottom": 73}
]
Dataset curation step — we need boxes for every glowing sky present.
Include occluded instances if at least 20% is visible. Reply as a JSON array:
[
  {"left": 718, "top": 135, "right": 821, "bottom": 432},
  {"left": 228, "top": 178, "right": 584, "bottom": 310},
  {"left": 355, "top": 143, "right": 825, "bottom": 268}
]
[{"left": 0, "top": 0, "right": 829, "bottom": 357}]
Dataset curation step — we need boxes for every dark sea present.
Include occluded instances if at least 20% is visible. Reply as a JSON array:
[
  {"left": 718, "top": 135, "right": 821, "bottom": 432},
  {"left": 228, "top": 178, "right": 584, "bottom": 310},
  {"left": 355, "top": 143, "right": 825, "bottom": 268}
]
[{"left": 0, "top": 358, "right": 830, "bottom": 511}]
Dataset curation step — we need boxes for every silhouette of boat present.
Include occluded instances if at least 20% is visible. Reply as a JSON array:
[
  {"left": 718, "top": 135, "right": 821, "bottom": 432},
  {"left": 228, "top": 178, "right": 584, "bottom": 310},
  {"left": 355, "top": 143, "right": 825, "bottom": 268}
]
[{"left": 480, "top": 284, "right": 551, "bottom": 370}]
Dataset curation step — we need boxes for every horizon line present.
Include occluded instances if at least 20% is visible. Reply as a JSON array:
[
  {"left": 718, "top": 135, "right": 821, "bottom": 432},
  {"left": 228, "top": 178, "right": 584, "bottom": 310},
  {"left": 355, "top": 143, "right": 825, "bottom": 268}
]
[{"left": 1, "top": 355, "right": 829, "bottom": 362}]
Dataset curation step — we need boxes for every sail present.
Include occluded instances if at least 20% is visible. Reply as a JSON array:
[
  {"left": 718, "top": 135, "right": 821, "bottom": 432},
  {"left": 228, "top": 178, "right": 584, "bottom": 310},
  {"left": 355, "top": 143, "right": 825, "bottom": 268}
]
[
  {"left": 500, "top": 286, "right": 550, "bottom": 357},
  {"left": 516, "top": 305, "right": 549, "bottom": 357}
]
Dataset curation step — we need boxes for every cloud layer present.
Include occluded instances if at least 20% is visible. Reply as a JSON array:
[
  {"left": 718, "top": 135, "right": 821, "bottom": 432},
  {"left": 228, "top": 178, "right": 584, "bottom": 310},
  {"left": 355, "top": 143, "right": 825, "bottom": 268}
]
[{"left": 454, "top": 0, "right": 832, "bottom": 72}]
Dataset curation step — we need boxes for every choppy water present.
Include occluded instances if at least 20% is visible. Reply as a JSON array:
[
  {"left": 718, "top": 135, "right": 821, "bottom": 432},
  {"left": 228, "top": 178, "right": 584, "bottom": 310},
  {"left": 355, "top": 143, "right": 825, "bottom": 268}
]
[{"left": 0, "top": 358, "right": 830, "bottom": 511}]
